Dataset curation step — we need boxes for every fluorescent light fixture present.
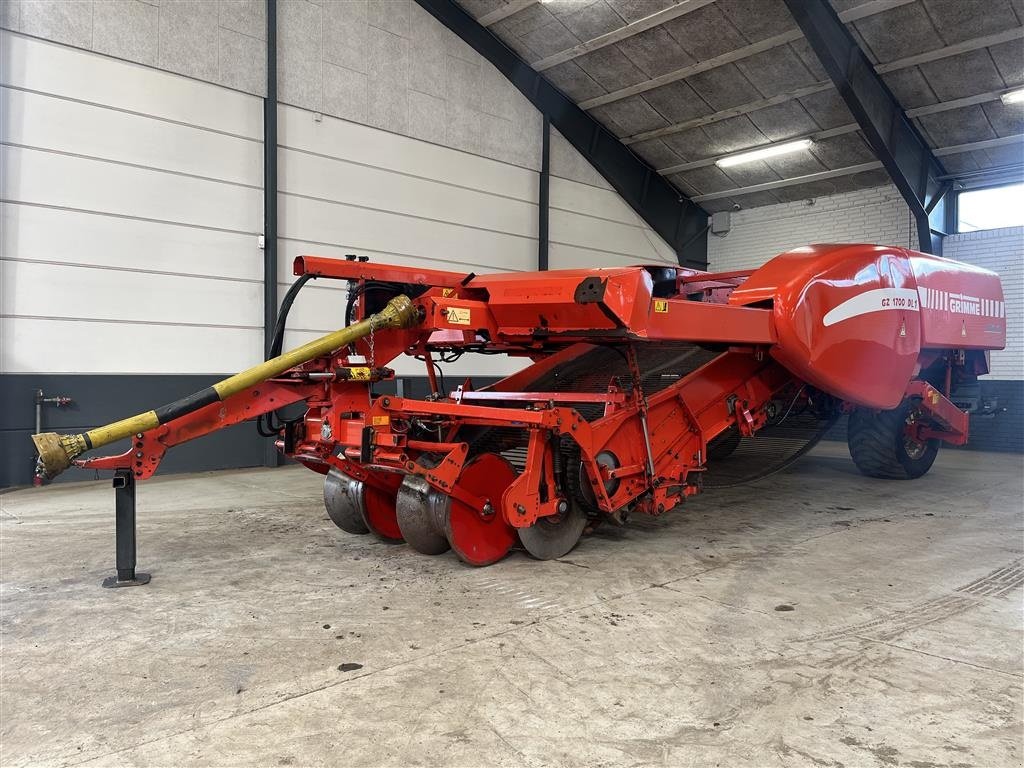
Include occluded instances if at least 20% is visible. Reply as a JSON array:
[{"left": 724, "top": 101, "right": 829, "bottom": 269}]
[
  {"left": 1000, "top": 88, "right": 1024, "bottom": 105},
  {"left": 716, "top": 139, "right": 813, "bottom": 168}
]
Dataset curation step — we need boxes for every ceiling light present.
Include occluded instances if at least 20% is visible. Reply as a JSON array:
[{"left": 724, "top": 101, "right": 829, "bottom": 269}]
[
  {"left": 1000, "top": 88, "right": 1024, "bottom": 105},
  {"left": 716, "top": 139, "right": 813, "bottom": 168}
]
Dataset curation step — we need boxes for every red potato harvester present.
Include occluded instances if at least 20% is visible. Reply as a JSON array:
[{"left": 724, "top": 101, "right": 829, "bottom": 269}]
[{"left": 32, "top": 244, "right": 1006, "bottom": 566}]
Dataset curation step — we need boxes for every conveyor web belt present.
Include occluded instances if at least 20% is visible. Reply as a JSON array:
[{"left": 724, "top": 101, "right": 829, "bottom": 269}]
[
  {"left": 456, "top": 343, "right": 833, "bottom": 495},
  {"left": 702, "top": 410, "right": 837, "bottom": 489}
]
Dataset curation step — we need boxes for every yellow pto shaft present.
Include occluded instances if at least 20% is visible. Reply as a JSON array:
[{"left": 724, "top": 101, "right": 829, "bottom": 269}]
[{"left": 32, "top": 295, "right": 421, "bottom": 480}]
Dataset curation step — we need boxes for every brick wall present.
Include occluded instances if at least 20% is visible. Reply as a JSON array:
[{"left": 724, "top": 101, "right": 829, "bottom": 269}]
[
  {"left": 944, "top": 226, "right": 1024, "bottom": 381},
  {"left": 708, "top": 185, "right": 915, "bottom": 271}
]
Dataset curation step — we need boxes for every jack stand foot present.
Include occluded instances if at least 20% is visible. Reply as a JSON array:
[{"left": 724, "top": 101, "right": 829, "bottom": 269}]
[
  {"left": 102, "top": 571, "right": 151, "bottom": 588},
  {"left": 102, "top": 468, "right": 151, "bottom": 589}
]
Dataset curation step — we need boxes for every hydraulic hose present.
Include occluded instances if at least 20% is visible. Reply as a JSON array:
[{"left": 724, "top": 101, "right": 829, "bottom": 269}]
[{"left": 32, "top": 295, "right": 421, "bottom": 480}]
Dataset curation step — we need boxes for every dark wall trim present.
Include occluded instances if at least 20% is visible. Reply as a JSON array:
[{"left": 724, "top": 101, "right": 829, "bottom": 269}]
[
  {"left": 539, "top": 114, "right": 550, "bottom": 271},
  {"left": 415, "top": 0, "right": 709, "bottom": 269},
  {"left": 783, "top": 0, "right": 948, "bottom": 255},
  {"left": 263, "top": 0, "right": 279, "bottom": 359},
  {"left": 1, "top": 374, "right": 499, "bottom": 489},
  {"left": 263, "top": 0, "right": 279, "bottom": 467},
  {"left": 4, "top": 374, "right": 1018, "bottom": 489}
]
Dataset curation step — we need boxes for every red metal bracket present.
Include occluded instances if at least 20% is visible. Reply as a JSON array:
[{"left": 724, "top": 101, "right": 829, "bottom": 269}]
[{"left": 905, "top": 380, "right": 970, "bottom": 445}]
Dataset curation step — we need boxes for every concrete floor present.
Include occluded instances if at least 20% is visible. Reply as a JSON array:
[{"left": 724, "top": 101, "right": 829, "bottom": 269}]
[{"left": 1, "top": 443, "right": 1021, "bottom": 767}]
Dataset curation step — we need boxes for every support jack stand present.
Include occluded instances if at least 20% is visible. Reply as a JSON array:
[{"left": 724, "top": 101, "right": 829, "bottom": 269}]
[{"left": 101, "top": 469, "right": 151, "bottom": 588}]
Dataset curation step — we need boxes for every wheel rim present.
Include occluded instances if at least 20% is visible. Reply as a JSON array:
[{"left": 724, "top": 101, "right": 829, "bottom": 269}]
[
  {"left": 444, "top": 454, "right": 518, "bottom": 566},
  {"left": 903, "top": 408, "right": 928, "bottom": 460},
  {"left": 396, "top": 474, "right": 451, "bottom": 555},
  {"left": 323, "top": 469, "right": 370, "bottom": 534}
]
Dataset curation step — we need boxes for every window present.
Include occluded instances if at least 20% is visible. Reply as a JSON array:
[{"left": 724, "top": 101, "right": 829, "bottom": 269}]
[{"left": 956, "top": 182, "right": 1024, "bottom": 232}]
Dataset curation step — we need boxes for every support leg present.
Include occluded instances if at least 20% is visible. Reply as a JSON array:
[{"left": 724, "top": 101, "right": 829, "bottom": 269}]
[{"left": 101, "top": 469, "right": 151, "bottom": 588}]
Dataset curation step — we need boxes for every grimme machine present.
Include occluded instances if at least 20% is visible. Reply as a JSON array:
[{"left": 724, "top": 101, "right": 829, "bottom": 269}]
[{"left": 33, "top": 244, "right": 1006, "bottom": 577}]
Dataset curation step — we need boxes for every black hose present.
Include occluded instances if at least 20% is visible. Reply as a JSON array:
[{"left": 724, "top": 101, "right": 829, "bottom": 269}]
[
  {"left": 258, "top": 272, "right": 315, "bottom": 436},
  {"left": 268, "top": 273, "right": 316, "bottom": 359}
]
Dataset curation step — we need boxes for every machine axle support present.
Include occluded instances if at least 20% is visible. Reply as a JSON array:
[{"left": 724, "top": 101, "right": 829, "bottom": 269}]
[{"left": 101, "top": 470, "right": 151, "bottom": 588}]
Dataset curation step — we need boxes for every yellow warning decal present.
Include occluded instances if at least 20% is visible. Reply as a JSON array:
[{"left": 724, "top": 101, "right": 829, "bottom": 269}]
[
  {"left": 446, "top": 307, "right": 472, "bottom": 325},
  {"left": 653, "top": 299, "right": 669, "bottom": 313},
  {"left": 348, "top": 367, "right": 371, "bottom": 380},
  {"left": 441, "top": 288, "right": 455, "bottom": 298},
  {"left": 372, "top": 415, "right": 390, "bottom": 426}
]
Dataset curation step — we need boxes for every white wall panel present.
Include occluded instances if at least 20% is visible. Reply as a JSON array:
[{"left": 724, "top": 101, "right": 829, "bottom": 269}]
[
  {"left": 1, "top": 318, "right": 262, "bottom": 374},
  {"left": 545, "top": 132, "right": 677, "bottom": 270},
  {"left": 278, "top": 193, "right": 537, "bottom": 274},
  {"left": 1, "top": 145, "right": 262, "bottom": 233},
  {"left": 0, "top": 31, "right": 262, "bottom": 138},
  {"left": 1, "top": 87, "right": 262, "bottom": 186},
  {"left": 275, "top": 284, "right": 348, "bottom": 333},
  {"left": 280, "top": 147, "right": 536, "bottom": 238},
  {"left": 1, "top": 261, "right": 260, "bottom": 328},
  {"left": 548, "top": 243, "right": 656, "bottom": 269},
  {"left": 1, "top": 204, "right": 261, "bottom": 281},
  {"left": 549, "top": 177, "right": 639, "bottom": 227},
  {"left": 549, "top": 208, "right": 679, "bottom": 265},
  {"left": 277, "top": 238, "right": 519, "bottom": 285},
  {"left": 279, "top": 105, "right": 537, "bottom": 203}
]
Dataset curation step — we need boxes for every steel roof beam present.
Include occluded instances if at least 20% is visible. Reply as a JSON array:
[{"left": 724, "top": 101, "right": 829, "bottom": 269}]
[
  {"left": 783, "top": 0, "right": 956, "bottom": 254},
  {"left": 415, "top": 0, "right": 711, "bottom": 268}
]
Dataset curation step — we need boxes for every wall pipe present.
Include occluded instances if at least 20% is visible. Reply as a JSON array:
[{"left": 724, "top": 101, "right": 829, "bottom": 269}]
[
  {"left": 263, "top": 0, "right": 279, "bottom": 467},
  {"left": 539, "top": 115, "right": 550, "bottom": 271}
]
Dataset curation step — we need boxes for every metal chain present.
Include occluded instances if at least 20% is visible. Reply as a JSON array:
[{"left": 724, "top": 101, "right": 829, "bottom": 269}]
[{"left": 368, "top": 323, "right": 375, "bottom": 369}]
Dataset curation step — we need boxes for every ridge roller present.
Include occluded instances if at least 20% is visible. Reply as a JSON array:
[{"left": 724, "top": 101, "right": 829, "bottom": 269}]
[
  {"left": 323, "top": 467, "right": 404, "bottom": 542},
  {"left": 397, "top": 453, "right": 518, "bottom": 564},
  {"left": 395, "top": 473, "right": 451, "bottom": 555}
]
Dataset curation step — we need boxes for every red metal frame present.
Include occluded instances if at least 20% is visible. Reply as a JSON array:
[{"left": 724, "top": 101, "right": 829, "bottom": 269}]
[{"left": 78, "top": 245, "right": 1004, "bottom": 549}]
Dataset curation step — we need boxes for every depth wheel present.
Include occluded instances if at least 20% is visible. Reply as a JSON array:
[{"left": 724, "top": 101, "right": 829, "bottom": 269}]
[
  {"left": 848, "top": 397, "right": 939, "bottom": 479},
  {"left": 519, "top": 501, "right": 587, "bottom": 560},
  {"left": 323, "top": 468, "right": 370, "bottom": 534},
  {"left": 444, "top": 453, "right": 518, "bottom": 566},
  {"left": 395, "top": 474, "right": 451, "bottom": 555}
]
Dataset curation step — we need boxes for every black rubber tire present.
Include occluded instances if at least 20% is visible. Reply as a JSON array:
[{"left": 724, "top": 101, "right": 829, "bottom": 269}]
[
  {"left": 847, "top": 398, "right": 939, "bottom": 480},
  {"left": 707, "top": 427, "right": 741, "bottom": 461}
]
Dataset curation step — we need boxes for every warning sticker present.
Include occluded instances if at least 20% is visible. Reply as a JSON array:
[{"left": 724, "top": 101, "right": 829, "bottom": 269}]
[
  {"left": 446, "top": 307, "right": 472, "bottom": 325},
  {"left": 653, "top": 299, "right": 669, "bottom": 313},
  {"left": 372, "top": 415, "right": 390, "bottom": 426},
  {"left": 441, "top": 288, "right": 455, "bottom": 298}
]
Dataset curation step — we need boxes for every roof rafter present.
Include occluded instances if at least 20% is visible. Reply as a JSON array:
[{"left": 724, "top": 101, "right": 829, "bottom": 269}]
[
  {"left": 623, "top": 27, "right": 1024, "bottom": 146},
  {"left": 532, "top": 0, "right": 717, "bottom": 71},
  {"left": 477, "top": 0, "right": 537, "bottom": 28},
  {"left": 657, "top": 88, "right": 1015, "bottom": 176},
  {"left": 688, "top": 134, "right": 1024, "bottom": 202},
  {"left": 577, "top": 0, "right": 914, "bottom": 110}
]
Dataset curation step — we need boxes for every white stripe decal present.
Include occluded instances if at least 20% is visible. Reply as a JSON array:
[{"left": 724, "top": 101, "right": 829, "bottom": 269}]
[{"left": 823, "top": 288, "right": 920, "bottom": 327}]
